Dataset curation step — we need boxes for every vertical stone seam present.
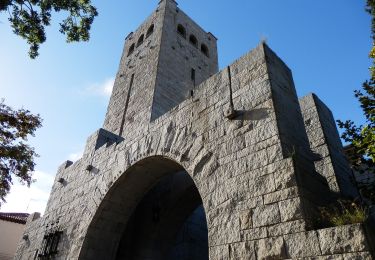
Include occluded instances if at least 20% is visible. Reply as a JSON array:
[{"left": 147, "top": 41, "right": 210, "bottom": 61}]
[{"left": 119, "top": 73, "right": 135, "bottom": 136}]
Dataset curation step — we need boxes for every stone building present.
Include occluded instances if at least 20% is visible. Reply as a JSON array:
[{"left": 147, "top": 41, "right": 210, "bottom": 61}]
[
  {"left": 0, "top": 212, "right": 29, "bottom": 260},
  {"left": 15, "top": 0, "right": 374, "bottom": 259}
]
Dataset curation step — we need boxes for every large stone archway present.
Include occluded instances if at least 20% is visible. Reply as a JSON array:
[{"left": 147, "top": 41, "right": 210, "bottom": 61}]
[{"left": 79, "top": 156, "right": 208, "bottom": 260}]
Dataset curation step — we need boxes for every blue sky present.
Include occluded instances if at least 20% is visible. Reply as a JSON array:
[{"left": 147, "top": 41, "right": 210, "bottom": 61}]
[{"left": 0, "top": 0, "right": 372, "bottom": 213}]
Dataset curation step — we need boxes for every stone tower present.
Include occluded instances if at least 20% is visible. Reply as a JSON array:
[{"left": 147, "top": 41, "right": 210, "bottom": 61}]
[
  {"left": 103, "top": 0, "right": 218, "bottom": 139},
  {"left": 15, "top": 1, "right": 374, "bottom": 259}
]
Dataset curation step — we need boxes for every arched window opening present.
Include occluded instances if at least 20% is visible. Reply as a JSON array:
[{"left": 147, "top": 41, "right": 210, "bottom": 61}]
[
  {"left": 189, "top": 35, "right": 198, "bottom": 48},
  {"left": 177, "top": 24, "right": 186, "bottom": 38},
  {"left": 146, "top": 24, "right": 154, "bottom": 38},
  {"left": 201, "top": 44, "right": 209, "bottom": 57},
  {"left": 137, "top": 34, "right": 144, "bottom": 47},
  {"left": 128, "top": 43, "right": 135, "bottom": 56}
]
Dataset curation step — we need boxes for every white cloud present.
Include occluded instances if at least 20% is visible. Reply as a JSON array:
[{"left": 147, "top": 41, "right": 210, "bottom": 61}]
[
  {"left": 0, "top": 171, "right": 54, "bottom": 215},
  {"left": 85, "top": 77, "right": 115, "bottom": 97}
]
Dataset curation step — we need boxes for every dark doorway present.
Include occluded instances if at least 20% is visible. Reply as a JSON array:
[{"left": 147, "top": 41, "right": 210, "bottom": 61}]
[{"left": 115, "top": 170, "right": 208, "bottom": 260}]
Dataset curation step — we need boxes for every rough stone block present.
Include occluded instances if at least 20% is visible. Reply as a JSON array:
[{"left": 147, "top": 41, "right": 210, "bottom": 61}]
[
  {"left": 256, "top": 236, "right": 286, "bottom": 259},
  {"left": 209, "top": 244, "right": 229, "bottom": 260},
  {"left": 228, "top": 241, "right": 256, "bottom": 260},
  {"left": 267, "top": 219, "right": 306, "bottom": 236},
  {"left": 252, "top": 204, "right": 281, "bottom": 227},
  {"left": 318, "top": 224, "right": 369, "bottom": 255},
  {"left": 284, "top": 231, "right": 321, "bottom": 258},
  {"left": 263, "top": 187, "right": 299, "bottom": 205},
  {"left": 239, "top": 210, "right": 252, "bottom": 230},
  {"left": 278, "top": 197, "right": 303, "bottom": 222},
  {"left": 340, "top": 252, "right": 373, "bottom": 260},
  {"left": 241, "top": 227, "right": 267, "bottom": 241}
]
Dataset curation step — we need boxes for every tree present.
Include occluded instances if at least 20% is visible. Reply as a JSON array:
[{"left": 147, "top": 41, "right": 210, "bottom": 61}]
[
  {"left": 0, "top": 100, "right": 42, "bottom": 206},
  {"left": 0, "top": 0, "right": 98, "bottom": 58},
  {"left": 337, "top": 0, "right": 375, "bottom": 203}
]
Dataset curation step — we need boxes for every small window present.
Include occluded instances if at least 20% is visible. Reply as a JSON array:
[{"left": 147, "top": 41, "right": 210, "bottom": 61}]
[
  {"left": 128, "top": 43, "right": 135, "bottom": 56},
  {"left": 191, "top": 68, "right": 195, "bottom": 81},
  {"left": 137, "top": 34, "right": 144, "bottom": 47},
  {"left": 201, "top": 44, "right": 209, "bottom": 57},
  {"left": 189, "top": 35, "right": 198, "bottom": 48},
  {"left": 177, "top": 24, "right": 186, "bottom": 38},
  {"left": 146, "top": 24, "right": 154, "bottom": 38},
  {"left": 37, "top": 230, "right": 63, "bottom": 258}
]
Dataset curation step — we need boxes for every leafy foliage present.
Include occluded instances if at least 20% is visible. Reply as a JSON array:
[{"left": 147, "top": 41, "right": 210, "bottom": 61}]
[
  {"left": 0, "top": 0, "right": 98, "bottom": 58},
  {"left": 0, "top": 100, "right": 42, "bottom": 206},
  {"left": 337, "top": 0, "right": 375, "bottom": 204}
]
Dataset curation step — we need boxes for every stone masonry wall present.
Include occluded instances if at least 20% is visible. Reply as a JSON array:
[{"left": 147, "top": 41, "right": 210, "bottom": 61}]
[
  {"left": 15, "top": 1, "right": 374, "bottom": 259},
  {"left": 300, "top": 93, "right": 359, "bottom": 198},
  {"left": 152, "top": 0, "right": 218, "bottom": 121},
  {"left": 16, "top": 41, "right": 374, "bottom": 259}
]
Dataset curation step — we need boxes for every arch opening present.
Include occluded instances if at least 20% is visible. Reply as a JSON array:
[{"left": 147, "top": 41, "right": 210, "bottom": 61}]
[
  {"left": 177, "top": 24, "right": 186, "bottom": 38},
  {"left": 137, "top": 34, "right": 144, "bottom": 47},
  {"left": 128, "top": 43, "right": 135, "bottom": 56},
  {"left": 189, "top": 35, "right": 198, "bottom": 48},
  {"left": 79, "top": 156, "right": 208, "bottom": 260},
  {"left": 146, "top": 24, "right": 154, "bottom": 38},
  {"left": 201, "top": 44, "right": 209, "bottom": 57}
]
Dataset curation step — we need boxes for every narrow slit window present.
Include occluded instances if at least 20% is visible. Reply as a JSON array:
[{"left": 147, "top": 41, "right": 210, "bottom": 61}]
[
  {"left": 191, "top": 68, "right": 196, "bottom": 83},
  {"left": 119, "top": 74, "right": 135, "bottom": 136},
  {"left": 189, "top": 35, "right": 198, "bottom": 48}
]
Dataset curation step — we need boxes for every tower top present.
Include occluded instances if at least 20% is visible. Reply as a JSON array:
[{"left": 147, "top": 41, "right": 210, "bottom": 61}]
[
  {"left": 158, "top": 0, "right": 178, "bottom": 5},
  {"left": 103, "top": 0, "right": 218, "bottom": 135}
]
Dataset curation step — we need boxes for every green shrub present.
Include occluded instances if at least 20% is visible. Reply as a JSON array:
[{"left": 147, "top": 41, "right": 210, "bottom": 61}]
[{"left": 319, "top": 200, "right": 367, "bottom": 226}]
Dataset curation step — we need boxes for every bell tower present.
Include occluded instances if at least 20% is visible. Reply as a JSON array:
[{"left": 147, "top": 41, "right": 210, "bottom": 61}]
[{"left": 103, "top": 0, "right": 218, "bottom": 139}]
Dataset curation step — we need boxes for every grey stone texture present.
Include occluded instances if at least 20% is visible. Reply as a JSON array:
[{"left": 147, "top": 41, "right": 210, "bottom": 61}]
[
  {"left": 299, "top": 93, "right": 358, "bottom": 198},
  {"left": 15, "top": 0, "right": 374, "bottom": 259}
]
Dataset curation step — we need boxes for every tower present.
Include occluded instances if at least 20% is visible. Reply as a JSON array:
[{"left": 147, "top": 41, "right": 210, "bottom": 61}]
[
  {"left": 15, "top": 1, "right": 374, "bottom": 259},
  {"left": 103, "top": 0, "right": 218, "bottom": 140}
]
